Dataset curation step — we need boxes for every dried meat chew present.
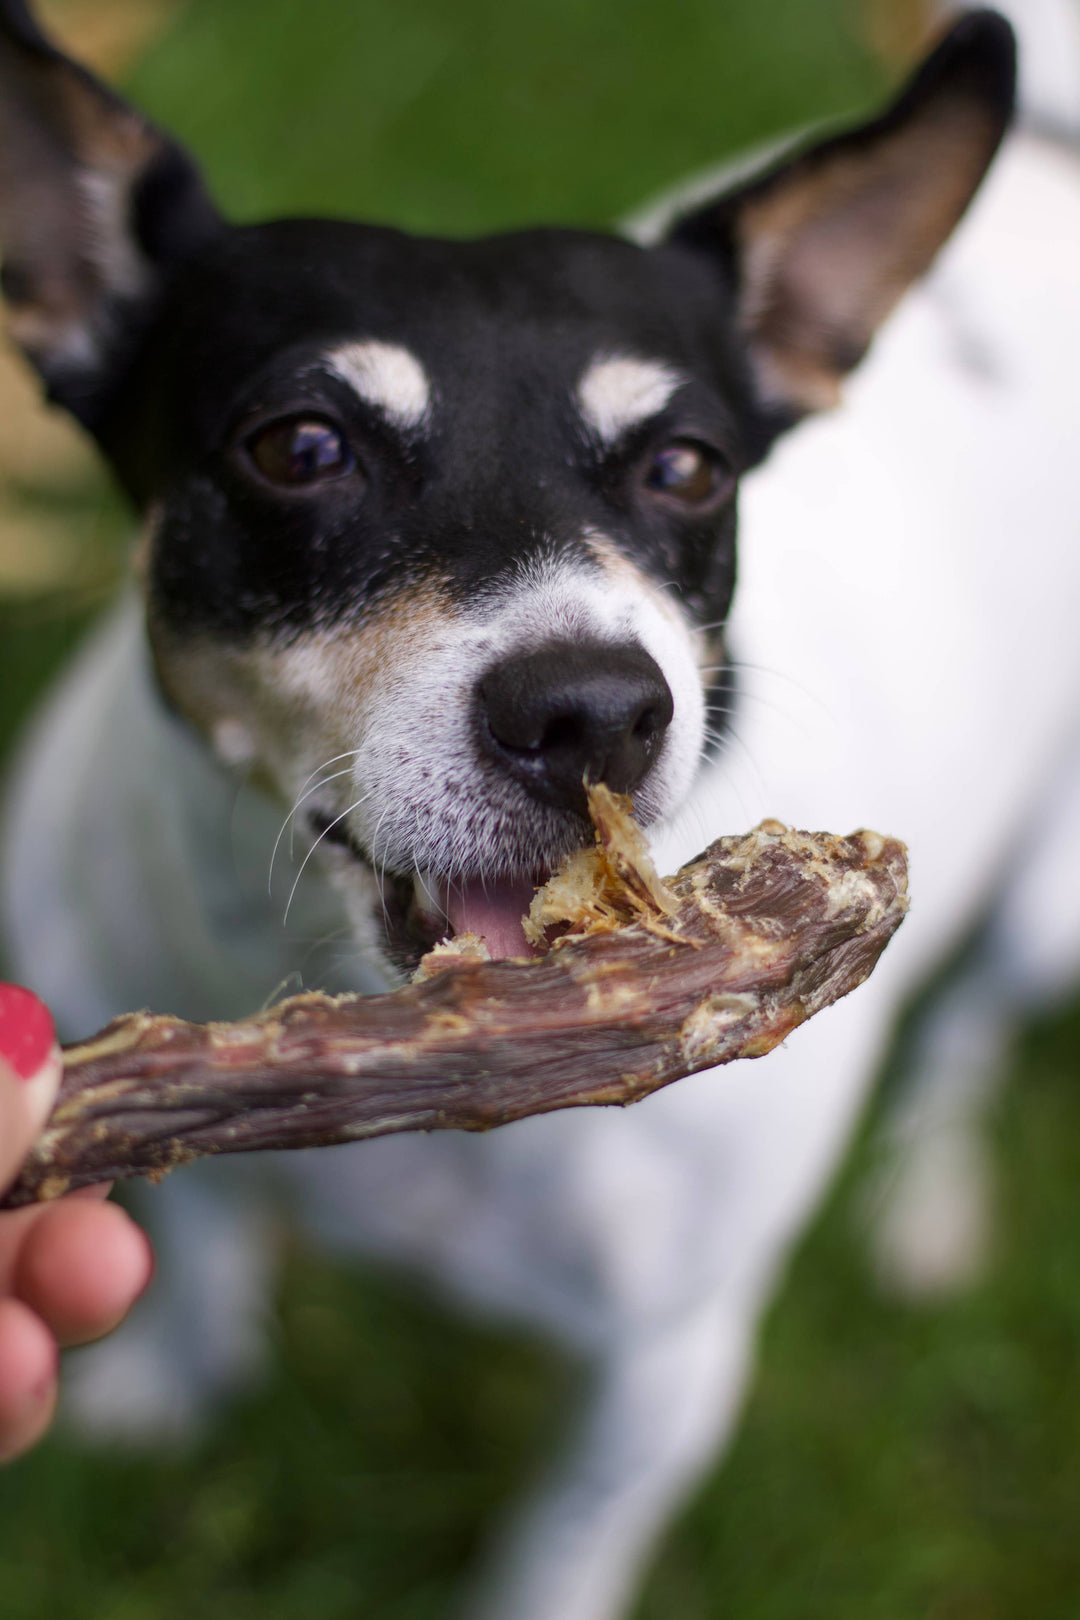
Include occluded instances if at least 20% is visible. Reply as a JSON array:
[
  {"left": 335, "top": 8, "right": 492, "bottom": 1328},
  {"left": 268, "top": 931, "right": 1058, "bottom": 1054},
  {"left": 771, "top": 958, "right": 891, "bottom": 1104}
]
[{"left": 1, "top": 788, "right": 908, "bottom": 1209}]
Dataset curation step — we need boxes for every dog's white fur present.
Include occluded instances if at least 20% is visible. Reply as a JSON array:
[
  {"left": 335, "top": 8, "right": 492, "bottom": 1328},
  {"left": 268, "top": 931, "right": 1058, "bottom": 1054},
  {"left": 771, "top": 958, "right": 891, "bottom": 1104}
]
[{"left": 4, "top": 26, "right": 1080, "bottom": 1620}]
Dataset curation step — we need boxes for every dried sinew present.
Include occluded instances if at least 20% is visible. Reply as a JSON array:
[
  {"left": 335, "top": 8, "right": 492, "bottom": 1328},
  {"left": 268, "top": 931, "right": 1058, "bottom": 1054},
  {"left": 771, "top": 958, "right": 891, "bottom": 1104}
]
[{"left": 3, "top": 787, "right": 908, "bottom": 1209}]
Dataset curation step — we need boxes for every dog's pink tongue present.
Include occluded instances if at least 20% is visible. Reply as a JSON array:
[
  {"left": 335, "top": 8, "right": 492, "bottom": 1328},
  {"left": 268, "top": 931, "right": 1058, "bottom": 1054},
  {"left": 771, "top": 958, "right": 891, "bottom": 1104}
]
[{"left": 445, "top": 878, "right": 538, "bottom": 959}]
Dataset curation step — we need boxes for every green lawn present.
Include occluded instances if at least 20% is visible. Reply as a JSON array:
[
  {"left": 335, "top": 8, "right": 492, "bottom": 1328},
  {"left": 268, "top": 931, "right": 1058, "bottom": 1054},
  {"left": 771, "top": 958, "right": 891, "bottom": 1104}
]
[{"left": 3, "top": 2, "right": 1080, "bottom": 1615}]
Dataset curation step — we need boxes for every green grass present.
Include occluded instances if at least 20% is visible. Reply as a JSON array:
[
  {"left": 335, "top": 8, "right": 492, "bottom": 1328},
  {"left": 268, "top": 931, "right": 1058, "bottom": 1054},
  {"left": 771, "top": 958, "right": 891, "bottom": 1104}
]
[
  {"left": 123, "top": 0, "right": 883, "bottom": 233},
  {"left": 649, "top": 1008, "right": 1080, "bottom": 1620},
  {"left": 3, "top": 1, "right": 1080, "bottom": 1615}
]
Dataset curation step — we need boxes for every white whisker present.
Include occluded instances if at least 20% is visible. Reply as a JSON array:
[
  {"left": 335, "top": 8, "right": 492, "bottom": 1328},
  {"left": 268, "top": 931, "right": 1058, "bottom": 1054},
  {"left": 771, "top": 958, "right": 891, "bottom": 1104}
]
[
  {"left": 282, "top": 789, "right": 373, "bottom": 925},
  {"left": 368, "top": 805, "right": 394, "bottom": 924},
  {"left": 269, "top": 764, "right": 360, "bottom": 893},
  {"left": 727, "top": 657, "right": 833, "bottom": 712}
]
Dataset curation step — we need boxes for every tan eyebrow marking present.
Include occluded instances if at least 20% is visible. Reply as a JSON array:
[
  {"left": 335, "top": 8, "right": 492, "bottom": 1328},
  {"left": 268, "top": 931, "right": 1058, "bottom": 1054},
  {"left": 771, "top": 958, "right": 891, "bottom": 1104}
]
[
  {"left": 577, "top": 353, "right": 684, "bottom": 447},
  {"left": 324, "top": 339, "right": 432, "bottom": 430}
]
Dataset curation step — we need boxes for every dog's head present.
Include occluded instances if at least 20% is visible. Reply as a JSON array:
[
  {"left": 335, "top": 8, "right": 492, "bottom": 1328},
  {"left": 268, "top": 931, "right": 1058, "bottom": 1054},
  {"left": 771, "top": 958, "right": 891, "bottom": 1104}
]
[{"left": 0, "top": 2, "right": 1013, "bottom": 968}]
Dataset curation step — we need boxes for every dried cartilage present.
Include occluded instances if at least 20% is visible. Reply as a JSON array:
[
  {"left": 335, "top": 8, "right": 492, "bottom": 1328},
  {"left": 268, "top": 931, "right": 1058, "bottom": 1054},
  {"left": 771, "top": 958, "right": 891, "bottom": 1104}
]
[
  {"left": 412, "top": 932, "right": 490, "bottom": 980},
  {"left": 525, "top": 783, "right": 680, "bottom": 946}
]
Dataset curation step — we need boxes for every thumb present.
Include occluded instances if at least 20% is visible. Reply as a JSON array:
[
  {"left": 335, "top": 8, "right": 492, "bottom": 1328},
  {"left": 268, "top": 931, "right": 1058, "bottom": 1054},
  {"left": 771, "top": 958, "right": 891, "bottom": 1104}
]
[{"left": 0, "top": 985, "right": 62, "bottom": 1193}]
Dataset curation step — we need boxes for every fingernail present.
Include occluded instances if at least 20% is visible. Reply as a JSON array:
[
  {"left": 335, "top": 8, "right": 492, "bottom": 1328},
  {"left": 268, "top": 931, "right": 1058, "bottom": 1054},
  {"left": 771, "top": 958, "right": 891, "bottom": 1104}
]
[{"left": 0, "top": 984, "right": 56, "bottom": 1082}]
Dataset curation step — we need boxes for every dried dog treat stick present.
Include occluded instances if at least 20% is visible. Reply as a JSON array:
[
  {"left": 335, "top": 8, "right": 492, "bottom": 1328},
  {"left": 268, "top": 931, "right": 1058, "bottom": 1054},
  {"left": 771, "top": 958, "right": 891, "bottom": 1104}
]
[{"left": 2, "top": 789, "right": 908, "bottom": 1208}]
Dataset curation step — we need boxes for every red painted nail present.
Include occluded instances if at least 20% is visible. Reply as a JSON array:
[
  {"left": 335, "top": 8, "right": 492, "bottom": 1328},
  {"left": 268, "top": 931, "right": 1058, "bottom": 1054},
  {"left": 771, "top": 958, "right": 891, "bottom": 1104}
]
[{"left": 0, "top": 984, "right": 56, "bottom": 1082}]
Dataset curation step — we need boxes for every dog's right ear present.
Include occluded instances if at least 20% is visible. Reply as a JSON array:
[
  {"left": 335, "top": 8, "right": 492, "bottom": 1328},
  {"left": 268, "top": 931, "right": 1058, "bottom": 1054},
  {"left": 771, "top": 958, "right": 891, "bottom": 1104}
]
[{"left": 0, "top": 0, "right": 221, "bottom": 426}]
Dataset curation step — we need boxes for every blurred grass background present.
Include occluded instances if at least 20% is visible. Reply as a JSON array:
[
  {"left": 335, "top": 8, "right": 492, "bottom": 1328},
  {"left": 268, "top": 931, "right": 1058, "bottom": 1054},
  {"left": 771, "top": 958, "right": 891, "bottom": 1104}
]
[{"left": 2, "top": 1, "right": 1080, "bottom": 1615}]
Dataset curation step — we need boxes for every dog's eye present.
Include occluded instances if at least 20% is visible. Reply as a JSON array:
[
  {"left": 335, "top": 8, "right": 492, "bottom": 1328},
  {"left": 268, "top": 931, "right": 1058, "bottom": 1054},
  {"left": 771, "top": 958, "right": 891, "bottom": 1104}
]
[
  {"left": 644, "top": 442, "right": 728, "bottom": 506},
  {"left": 247, "top": 417, "right": 354, "bottom": 487}
]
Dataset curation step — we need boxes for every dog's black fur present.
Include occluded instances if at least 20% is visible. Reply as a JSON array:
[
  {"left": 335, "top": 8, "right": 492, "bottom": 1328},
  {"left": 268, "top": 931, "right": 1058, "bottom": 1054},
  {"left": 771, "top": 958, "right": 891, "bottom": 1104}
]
[{"left": 126, "top": 225, "right": 751, "bottom": 640}]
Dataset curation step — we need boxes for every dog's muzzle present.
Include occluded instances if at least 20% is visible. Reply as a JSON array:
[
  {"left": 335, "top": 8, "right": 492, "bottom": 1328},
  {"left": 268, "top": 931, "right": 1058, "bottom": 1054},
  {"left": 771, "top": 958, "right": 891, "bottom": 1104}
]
[{"left": 360, "top": 638, "right": 676, "bottom": 967}]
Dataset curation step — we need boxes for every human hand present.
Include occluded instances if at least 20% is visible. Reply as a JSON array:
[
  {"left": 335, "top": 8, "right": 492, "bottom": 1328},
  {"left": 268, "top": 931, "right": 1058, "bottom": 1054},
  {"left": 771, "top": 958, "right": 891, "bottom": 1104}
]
[{"left": 0, "top": 984, "right": 154, "bottom": 1462}]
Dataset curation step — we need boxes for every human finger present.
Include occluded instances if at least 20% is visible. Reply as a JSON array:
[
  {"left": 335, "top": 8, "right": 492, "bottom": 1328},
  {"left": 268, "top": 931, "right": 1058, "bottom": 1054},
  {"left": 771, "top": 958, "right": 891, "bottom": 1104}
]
[
  {"left": 0, "top": 1296, "right": 58, "bottom": 1463},
  {"left": 13, "top": 1195, "right": 154, "bottom": 1346}
]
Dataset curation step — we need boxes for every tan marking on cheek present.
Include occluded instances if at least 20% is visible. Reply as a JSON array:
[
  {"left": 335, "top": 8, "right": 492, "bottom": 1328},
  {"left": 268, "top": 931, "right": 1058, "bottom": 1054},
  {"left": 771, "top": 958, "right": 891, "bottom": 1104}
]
[
  {"left": 584, "top": 531, "right": 655, "bottom": 593},
  {"left": 584, "top": 531, "right": 715, "bottom": 714},
  {"left": 698, "top": 628, "right": 728, "bottom": 688},
  {"left": 585, "top": 530, "right": 702, "bottom": 637},
  {"left": 130, "top": 503, "right": 159, "bottom": 587},
  {"left": 148, "top": 583, "right": 462, "bottom": 801}
]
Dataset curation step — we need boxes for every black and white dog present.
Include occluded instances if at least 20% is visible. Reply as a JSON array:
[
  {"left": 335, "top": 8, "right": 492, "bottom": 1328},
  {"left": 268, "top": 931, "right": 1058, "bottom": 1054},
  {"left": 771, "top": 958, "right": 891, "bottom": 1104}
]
[{"left": 3, "top": 2, "right": 1080, "bottom": 1615}]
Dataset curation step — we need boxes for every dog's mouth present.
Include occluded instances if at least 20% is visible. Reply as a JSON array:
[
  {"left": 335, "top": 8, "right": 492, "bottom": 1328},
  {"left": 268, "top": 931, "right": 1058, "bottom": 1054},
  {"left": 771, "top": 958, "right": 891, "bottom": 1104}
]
[
  {"left": 308, "top": 809, "right": 549, "bottom": 971},
  {"left": 394, "top": 870, "right": 547, "bottom": 967}
]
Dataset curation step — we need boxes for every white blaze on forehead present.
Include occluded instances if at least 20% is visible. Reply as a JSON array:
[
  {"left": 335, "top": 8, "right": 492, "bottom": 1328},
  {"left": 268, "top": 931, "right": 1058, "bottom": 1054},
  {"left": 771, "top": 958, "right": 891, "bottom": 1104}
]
[
  {"left": 324, "top": 339, "right": 432, "bottom": 430},
  {"left": 577, "top": 353, "right": 683, "bottom": 447}
]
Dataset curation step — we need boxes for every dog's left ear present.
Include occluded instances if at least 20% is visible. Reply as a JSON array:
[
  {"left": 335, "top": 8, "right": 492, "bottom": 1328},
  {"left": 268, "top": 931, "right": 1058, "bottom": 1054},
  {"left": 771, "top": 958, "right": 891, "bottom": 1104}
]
[
  {"left": 667, "top": 9, "right": 1015, "bottom": 417},
  {"left": 0, "top": 0, "right": 222, "bottom": 426}
]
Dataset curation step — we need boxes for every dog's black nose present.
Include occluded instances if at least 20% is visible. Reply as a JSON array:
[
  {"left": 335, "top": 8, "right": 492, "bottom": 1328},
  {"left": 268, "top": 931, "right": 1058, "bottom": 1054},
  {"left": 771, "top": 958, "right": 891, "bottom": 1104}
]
[{"left": 477, "top": 641, "right": 674, "bottom": 814}]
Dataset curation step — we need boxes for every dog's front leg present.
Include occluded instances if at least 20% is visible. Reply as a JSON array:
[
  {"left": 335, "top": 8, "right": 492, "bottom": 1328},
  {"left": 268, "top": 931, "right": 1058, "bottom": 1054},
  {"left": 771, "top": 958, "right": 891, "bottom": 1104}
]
[
  {"left": 465, "top": 1295, "right": 754, "bottom": 1620},
  {"left": 868, "top": 728, "right": 1080, "bottom": 1300}
]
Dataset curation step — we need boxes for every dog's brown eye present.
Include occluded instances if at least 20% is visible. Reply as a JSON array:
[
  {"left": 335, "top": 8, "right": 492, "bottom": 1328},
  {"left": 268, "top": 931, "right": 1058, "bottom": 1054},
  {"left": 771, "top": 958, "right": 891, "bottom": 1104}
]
[
  {"left": 247, "top": 417, "right": 354, "bottom": 486},
  {"left": 644, "top": 442, "right": 727, "bottom": 506}
]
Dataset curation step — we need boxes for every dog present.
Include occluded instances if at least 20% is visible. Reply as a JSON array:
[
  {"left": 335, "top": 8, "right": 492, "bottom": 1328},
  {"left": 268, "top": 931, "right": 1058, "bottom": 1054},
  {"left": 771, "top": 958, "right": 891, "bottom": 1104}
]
[{"left": 3, "top": 2, "right": 1080, "bottom": 1615}]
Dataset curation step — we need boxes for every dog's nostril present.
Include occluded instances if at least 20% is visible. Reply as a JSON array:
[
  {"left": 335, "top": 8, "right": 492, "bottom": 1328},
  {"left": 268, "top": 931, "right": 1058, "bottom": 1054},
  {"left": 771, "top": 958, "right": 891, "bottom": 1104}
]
[
  {"left": 478, "top": 640, "right": 674, "bottom": 815},
  {"left": 537, "top": 714, "right": 581, "bottom": 755}
]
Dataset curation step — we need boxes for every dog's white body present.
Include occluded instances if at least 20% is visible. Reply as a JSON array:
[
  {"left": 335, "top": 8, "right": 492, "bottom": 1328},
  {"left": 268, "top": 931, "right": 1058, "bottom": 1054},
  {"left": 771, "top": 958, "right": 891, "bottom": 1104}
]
[{"left": 5, "top": 101, "right": 1080, "bottom": 1620}]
